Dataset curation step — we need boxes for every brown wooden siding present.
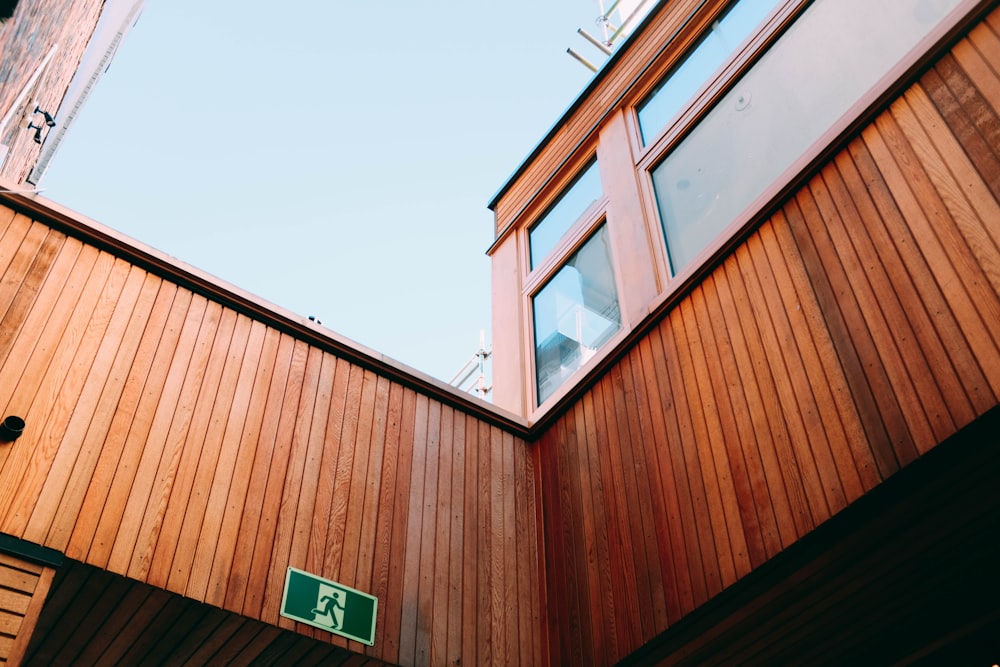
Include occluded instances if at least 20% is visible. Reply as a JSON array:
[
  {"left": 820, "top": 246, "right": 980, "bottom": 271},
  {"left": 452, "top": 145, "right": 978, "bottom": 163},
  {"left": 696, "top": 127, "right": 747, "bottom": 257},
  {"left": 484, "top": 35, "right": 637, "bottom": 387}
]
[
  {"left": 0, "top": 553, "right": 53, "bottom": 665},
  {"left": 533, "top": 11, "right": 1000, "bottom": 664},
  {"left": 21, "top": 559, "right": 389, "bottom": 666},
  {"left": 0, "top": 203, "right": 540, "bottom": 665}
]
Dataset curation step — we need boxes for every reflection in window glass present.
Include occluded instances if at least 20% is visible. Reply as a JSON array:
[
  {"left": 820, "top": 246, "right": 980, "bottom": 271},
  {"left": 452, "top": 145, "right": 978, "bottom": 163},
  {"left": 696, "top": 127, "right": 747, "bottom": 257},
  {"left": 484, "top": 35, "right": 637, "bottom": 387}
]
[
  {"left": 652, "top": 0, "right": 961, "bottom": 274},
  {"left": 533, "top": 226, "right": 621, "bottom": 404},
  {"left": 637, "top": 0, "right": 780, "bottom": 145},
  {"left": 529, "top": 160, "right": 602, "bottom": 269}
]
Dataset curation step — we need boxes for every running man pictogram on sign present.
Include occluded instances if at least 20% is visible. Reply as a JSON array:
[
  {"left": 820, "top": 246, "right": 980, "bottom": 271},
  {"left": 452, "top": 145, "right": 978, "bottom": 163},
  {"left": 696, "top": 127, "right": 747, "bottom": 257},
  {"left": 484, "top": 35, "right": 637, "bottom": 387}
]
[{"left": 280, "top": 567, "right": 378, "bottom": 645}]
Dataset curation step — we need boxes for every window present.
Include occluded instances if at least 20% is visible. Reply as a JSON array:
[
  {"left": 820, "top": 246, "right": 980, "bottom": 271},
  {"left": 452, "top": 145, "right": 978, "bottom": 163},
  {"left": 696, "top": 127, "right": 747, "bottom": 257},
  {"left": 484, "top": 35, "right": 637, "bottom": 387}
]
[
  {"left": 642, "top": 0, "right": 963, "bottom": 274},
  {"left": 525, "top": 159, "right": 621, "bottom": 406},
  {"left": 533, "top": 225, "right": 621, "bottom": 404},
  {"left": 637, "top": 0, "right": 781, "bottom": 145},
  {"left": 529, "top": 160, "right": 602, "bottom": 268}
]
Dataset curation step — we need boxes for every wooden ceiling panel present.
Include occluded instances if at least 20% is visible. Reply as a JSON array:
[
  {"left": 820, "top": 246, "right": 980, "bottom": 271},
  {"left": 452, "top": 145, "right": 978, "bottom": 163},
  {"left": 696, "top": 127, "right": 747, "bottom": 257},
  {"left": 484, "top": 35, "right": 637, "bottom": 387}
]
[{"left": 21, "top": 560, "right": 393, "bottom": 667}]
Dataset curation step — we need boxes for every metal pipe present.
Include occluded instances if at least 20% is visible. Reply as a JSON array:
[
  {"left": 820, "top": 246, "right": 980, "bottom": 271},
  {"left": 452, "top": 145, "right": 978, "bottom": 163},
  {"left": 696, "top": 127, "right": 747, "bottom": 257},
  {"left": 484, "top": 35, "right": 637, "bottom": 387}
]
[
  {"left": 567, "top": 48, "right": 598, "bottom": 72},
  {"left": 578, "top": 28, "right": 613, "bottom": 55}
]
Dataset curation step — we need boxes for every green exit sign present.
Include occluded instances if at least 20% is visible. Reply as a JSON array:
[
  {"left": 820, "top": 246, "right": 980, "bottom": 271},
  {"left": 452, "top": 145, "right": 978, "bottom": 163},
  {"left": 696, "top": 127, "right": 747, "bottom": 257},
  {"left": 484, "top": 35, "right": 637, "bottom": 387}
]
[{"left": 280, "top": 567, "right": 378, "bottom": 646}]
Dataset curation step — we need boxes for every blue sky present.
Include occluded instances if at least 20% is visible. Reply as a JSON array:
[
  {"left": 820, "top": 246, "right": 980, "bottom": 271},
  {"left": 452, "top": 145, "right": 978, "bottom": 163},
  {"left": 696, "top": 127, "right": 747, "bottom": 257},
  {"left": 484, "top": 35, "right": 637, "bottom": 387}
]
[{"left": 42, "top": 1, "right": 615, "bottom": 385}]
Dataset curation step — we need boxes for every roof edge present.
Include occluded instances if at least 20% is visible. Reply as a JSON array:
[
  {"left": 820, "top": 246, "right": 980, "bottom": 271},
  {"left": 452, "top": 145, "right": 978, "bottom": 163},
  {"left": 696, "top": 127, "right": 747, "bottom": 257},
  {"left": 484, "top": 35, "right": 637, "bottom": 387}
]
[
  {"left": 0, "top": 184, "right": 530, "bottom": 436},
  {"left": 486, "top": 0, "right": 669, "bottom": 213}
]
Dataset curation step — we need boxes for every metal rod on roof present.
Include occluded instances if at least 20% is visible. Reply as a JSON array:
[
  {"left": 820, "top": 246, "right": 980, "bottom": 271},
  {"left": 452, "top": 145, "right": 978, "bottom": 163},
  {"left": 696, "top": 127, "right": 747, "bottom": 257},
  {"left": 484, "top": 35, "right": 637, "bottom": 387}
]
[
  {"left": 577, "top": 28, "right": 613, "bottom": 55},
  {"left": 567, "top": 48, "right": 598, "bottom": 72}
]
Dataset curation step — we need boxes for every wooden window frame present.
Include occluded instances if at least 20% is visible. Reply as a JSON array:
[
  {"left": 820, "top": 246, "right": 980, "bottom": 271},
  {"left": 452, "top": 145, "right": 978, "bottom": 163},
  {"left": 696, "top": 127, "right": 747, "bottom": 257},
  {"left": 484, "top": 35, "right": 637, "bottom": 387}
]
[
  {"left": 628, "top": 0, "right": 806, "bottom": 278},
  {"left": 504, "top": 0, "right": 986, "bottom": 422},
  {"left": 626, "top": 0, "right": 981, "bottom": 288},
  {"left": 519, "top": 157, "right": 626, "bottom": 411}
]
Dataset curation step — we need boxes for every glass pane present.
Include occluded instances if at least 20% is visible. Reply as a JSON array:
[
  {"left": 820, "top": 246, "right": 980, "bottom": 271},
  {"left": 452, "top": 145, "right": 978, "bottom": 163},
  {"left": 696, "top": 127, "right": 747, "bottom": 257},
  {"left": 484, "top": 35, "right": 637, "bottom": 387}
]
[
  {"left": 529, "top": 160, "right": 602, "bottom": 269},
  {"left": 637, "top": 0, "right": 780, "bottom": 145},
  {"left": 533, "top": 226, "right": 621, "bottom": 404},
  {"left": 653, "top": 0, "right": 961, "bottom": 273}
]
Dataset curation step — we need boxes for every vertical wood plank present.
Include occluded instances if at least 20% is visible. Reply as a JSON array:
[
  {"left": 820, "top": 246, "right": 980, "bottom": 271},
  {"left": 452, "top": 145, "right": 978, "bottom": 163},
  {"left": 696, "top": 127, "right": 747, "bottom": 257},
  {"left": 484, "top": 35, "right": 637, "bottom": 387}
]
[
  {"left": 281, "top": 352, "right": 337, "bottom": 631},
  {"left": 573, "top": 397, "right": 612, "bottom": 662},
  {"left": 460, "top": 415, "right": 480, "bottom": 667},
  {"left": 414, "top": 400, "right": 441, "bottom": 665},
  {"left": 634, "top": 332, "right": 694, "bottom": 617},
  {"left": 324, "top": 364, "right": 365, "bottom": 586},
  {"left": 760, "top": 213, "right": 870, "bottom": 503},
  {"left": 0, "top": 225, "right": 66, "bottom": 379},
  {"left": 0, "top": 219, "right": 52, "bottom": 369},
  {"left": 163, "top": 312, "right": 254, "bottom": 592},
  {"left": 302, "top": 356, "right": 349, "bottom": 636},
  {"left": 260, "top": 345, "right": 324, "bottom": 623},
  {"left": 381, "top": 386, "right": 416, "bottom": 665},
  {"left": 239, "top": 338, "right": 309, "bottom": 619},
  {"left": 866, "top": 114, "right": 1000, "bottom": 399},
  {"left": 489, "top": 425, "right": 508, "bottom": 665},
  {"left": 693, "top": 278, "right": 769, "bottom": 570},
  {"left": 703, "top": 273, "right": 784, "bottom": 560},
  {"left": 397, "top": 392, "right": 429, "bottom": 665},
  {"left": 85, "top": 291, "right": 205, "bottom": 571},
  {"left": 591, "top": 377, "right": 642, "bottom": 651},
  {"left": 746, "top": 230, "right": 845, "bottom": 519},
  {"left": 446, "top": 411, "right": 466, "bottom": 666},
  {"left": 502, "top": 430, "right": 519, "bottom": 665},
  {"left": 355, "top": 375, "right": 390, "bottom": 598},
  {"left": 221, "top": 332, "right": 294, "bottom": 611},
  {"left": 617, "top": 353, "right": 671, "bottom": 632},
  {"left": 362, "top": 378, "right": 402, "bottom": 656},
  {"left": 121, "top": 301, "right": 230, "bottom": 583},
  {"left": 60, "top": 283, "right": 183, "bottom": 559},
  {"left": 735, "top": 241, "right": 828, "bottom": 528},
  {"left": 24, "top": 266, "right": 155, "bottom": 545},
  {"left": 430, "top": 405, "right": 453, "bottom": 665},
  {"left": 651, "top": 319, "right": 711, "bottom": 608},
  {"left": 669, "top": 305, "right": 729, "bottom": 598},
  {"left": 0, "top": 248, "right": 118, "bottom": 529},
  {"left": 340, "top": 369, "right": 378, "bottom": 603},
  {"left": 203, "top": 325, "right": 282, "bottom": 608}
]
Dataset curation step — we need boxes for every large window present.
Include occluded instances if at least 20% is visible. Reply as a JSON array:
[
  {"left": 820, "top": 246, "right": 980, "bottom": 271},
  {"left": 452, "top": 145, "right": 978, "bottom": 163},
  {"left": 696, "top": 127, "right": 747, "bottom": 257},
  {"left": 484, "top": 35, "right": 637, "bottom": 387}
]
[
  {"left": 533, "top": 225, "right": 621, "bottom": 404},
  {"left": 642, "top": 0, "right": 963, "bottom": 274}
]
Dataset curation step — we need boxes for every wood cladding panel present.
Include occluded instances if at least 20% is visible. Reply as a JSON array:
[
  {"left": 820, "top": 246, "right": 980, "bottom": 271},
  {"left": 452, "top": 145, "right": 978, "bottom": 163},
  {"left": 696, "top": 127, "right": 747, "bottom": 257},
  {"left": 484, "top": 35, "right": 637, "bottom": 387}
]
[
  {"left": 21, "top": 559, "right": 390, "bottom": 667},
  {"left": 0, "top": 207, "right": 540, "bottom": 665},
  {"left": 534, "top": 12, "right": 1000, "bottom": 664},
  {"left": 0, "top": 553, "right": 53, "bottom": 666}
]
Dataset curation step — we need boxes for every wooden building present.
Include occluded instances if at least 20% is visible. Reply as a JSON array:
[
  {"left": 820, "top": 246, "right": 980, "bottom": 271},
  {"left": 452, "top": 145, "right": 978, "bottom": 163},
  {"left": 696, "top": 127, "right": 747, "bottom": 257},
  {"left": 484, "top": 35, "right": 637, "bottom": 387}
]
[
  {"left": 0, "top": 0, "right": 998, "bottom": 664},
  {"left": 488, "top": 0, "right": 1000, "bottom": 662}
]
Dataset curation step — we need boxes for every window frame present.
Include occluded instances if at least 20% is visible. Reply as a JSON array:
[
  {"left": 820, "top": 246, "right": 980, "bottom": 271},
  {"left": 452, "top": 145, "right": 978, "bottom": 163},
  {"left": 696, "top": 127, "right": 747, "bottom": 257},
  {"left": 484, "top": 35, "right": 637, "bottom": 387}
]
[
  {"left": 529, "top": 221, "right": 622, "bottom": 406},
  {"left": 630, "top": 0, "right": 804, "bottom": 166},
  {"left": 627, "top": 0, "right": 975, "bottom": 283},
  {"left": 519, "top": 156, "right": 624, "bottom": 410},
  {"left": 499, "top": 0, "right": 984, "bottom": 419},
  {"left": 628, "top": 0, "right": 807, "bottom": 277}
]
